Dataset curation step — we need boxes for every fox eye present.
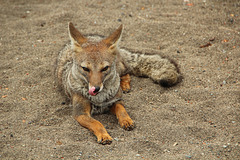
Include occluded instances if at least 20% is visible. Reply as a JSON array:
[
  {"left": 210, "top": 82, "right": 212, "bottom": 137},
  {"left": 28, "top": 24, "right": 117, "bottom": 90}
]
[
  {"left": 101, "top": 66, "right": 109, "bottom": 72},
  {"left": 81, "top": 66, "right": 90, "bottom": 72}
]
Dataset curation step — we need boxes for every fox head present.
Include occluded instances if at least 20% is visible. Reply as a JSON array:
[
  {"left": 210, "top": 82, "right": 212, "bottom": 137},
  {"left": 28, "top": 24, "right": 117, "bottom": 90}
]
[{"left": 68, "top": 22, "right": 123, "bottom": 96}]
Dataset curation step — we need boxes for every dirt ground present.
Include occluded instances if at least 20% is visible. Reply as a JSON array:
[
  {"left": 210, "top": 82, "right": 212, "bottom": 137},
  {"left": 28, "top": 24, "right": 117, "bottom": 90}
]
[{"left": 0, "top": 0, "right": 239, "bottom": 159}]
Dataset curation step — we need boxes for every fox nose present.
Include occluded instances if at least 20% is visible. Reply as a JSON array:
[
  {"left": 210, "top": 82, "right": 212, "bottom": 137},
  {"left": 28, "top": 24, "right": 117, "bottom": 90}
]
[{"left": 93, "top": 86, "right": 100, "bottom": 93}]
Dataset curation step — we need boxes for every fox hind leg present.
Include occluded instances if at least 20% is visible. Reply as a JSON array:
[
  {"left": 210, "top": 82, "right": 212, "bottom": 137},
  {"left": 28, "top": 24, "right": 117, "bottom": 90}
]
[{"left": 120, "top": 74, "right": 131, "bottom": 93}]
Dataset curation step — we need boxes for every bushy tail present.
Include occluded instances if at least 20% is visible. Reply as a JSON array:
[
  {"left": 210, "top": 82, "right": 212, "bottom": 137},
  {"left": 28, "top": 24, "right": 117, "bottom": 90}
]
[{"left": 119, "top": 49, "right": 181, "bottom": 87}]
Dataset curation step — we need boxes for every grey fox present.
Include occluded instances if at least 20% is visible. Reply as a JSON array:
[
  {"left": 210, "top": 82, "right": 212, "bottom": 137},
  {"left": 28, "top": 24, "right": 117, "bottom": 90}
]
[{"left": 56, "top": 22, "right": 181, "bottom": 144}]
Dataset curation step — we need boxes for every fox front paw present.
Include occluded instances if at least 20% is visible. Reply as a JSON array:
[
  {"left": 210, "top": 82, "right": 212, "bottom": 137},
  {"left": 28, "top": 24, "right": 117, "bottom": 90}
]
[
  {"left": 120, "top": 118, "right": 135, "bottom": 131},
  {"left": 97, "top": 134, "right": 113, "bottom": 145}
]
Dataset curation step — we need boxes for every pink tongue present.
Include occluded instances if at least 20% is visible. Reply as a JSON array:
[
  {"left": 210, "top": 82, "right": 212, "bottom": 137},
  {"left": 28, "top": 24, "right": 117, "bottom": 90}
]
[{"left": 89, "top": 87, "right": 97, "bottom": 96}]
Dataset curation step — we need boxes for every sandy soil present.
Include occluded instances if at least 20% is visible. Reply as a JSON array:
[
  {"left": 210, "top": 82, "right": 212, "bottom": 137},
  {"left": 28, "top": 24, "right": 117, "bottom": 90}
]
[{"left": 0, "top": 0, "right": 239, "bottom": 159}]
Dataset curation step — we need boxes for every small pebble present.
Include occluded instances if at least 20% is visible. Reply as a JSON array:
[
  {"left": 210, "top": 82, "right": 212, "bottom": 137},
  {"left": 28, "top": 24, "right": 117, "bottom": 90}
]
[
  {"left": 223, "top": 145, "right": 228, "bottom": 148},
  {"left": 136, "top": 154, "right": 141, "bottom": 157},
  {"left": 173, "top": 142, "right": 178, "bottom": 146},
  {"left": 40, "top": 22, "right": 46, "bottom": 27},
  {"left": 223, "top": 80, "right": 226, "bottom": 84},
  {"left": 185, "top": 155, "right": 192, "bottom": 159}
]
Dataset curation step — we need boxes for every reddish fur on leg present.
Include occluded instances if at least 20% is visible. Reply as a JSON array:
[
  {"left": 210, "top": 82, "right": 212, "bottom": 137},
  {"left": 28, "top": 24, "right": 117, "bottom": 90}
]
[
  {"left": 120, "top": 74, "right": 131, "bottom": 93},
  {"left": 72, "top": 94, "right": 112, "bottom": 145},
  {"left": 75, "top": 115, "right": 113, "bottom": 144},
  {"left": 111, "top": 103, "right": 134, "bottom": 131}
]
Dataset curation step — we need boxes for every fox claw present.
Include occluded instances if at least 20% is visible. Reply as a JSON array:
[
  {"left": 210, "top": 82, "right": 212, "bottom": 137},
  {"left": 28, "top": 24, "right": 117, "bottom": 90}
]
[
  {"left": 97, "top": 135, "right": 113, "bottom": 145},
  {"left": 121, "top": 120, "right": 135, "bottom": 131},
  {"left": 98, "top": 139, "right": 112, "bottom": 145},
  {"left": 123, "top": 123, "right": 135, "bottom": 131},
  {"left": 122, "top": 88, "right": 131, "bottom": 93}
]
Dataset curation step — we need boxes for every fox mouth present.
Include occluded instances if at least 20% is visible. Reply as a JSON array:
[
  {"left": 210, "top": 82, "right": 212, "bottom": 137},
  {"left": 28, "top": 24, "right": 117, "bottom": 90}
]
[{"left": 89, "top": 86, "right": 101, "bottom": 96}]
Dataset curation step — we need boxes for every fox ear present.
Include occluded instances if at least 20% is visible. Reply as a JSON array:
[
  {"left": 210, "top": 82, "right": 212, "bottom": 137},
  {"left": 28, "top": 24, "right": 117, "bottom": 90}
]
[
  {"left": 68, "top": 22, "right": 87, "bottom": 49},
  {"left": 102, "top": 24, "right": 123, "bottom": 51}
]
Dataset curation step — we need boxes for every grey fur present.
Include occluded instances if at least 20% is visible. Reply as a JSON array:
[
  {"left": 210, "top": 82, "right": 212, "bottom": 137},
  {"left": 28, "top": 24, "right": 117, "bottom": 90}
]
[
  {"left": 56, "top": 43, "right": 121, "bottom": 114},
  {"left": 119, "top": 48, "right": 180, "bottom": 86}
]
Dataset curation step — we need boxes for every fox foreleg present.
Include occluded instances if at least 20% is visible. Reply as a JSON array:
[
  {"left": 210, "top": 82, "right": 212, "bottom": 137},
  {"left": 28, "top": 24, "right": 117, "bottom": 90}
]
[
  {"left": 72, "top": 94, "right": 113, "bottom": 145},
  {"left": 111, "top": 101, "right": 135, "bottom": 131}
]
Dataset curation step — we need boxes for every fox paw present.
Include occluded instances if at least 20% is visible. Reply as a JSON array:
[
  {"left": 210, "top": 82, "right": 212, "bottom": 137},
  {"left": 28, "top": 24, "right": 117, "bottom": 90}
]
[
  {"left": 120, "top": 119, "right": 135, "bottom": 131},
  {"left": 120, "top": 74, "right": 131, "bottom": 93},
  {"left": 97, "top": 134, "right": 113, "bottom": 145},
  {"left": 120, "top": 82, "right": 131, "bottom": 93}
]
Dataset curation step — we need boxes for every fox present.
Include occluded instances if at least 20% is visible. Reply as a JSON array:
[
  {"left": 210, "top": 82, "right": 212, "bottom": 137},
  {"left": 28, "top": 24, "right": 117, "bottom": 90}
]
[{"left": 56, "top": 22, "right": 181, "bottom": 145}]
